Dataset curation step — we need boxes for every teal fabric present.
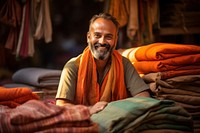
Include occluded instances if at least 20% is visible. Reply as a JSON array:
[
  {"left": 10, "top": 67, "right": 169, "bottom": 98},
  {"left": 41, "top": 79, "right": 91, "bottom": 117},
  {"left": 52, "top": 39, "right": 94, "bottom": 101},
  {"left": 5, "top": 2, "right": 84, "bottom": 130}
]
[{"left": 91, "top": 97, "right": 193, "bottom": 133}]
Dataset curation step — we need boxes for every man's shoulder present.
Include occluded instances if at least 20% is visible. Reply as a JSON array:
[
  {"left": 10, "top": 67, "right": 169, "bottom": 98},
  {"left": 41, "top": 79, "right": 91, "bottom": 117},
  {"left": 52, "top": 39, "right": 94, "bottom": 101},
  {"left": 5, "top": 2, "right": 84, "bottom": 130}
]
[
  {"left": 122, "top": 56, "right": 132, "bottom": 65},
  {"left": 64, "top": 54, "right": 82, "bottom": 69}
]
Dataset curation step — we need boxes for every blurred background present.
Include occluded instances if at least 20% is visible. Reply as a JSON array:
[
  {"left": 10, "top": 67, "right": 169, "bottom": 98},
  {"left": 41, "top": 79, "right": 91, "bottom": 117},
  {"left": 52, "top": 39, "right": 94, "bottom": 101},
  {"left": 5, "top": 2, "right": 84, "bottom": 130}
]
[{"left": 0, "top": 0, "right": 200, "bottom": 84}]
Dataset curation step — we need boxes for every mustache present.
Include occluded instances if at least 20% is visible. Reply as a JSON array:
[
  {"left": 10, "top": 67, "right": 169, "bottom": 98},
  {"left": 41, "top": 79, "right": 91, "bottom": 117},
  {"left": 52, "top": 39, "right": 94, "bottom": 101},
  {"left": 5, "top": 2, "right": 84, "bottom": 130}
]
[{"left": 94, "top": 43, "right": 110, "bottom": 48}]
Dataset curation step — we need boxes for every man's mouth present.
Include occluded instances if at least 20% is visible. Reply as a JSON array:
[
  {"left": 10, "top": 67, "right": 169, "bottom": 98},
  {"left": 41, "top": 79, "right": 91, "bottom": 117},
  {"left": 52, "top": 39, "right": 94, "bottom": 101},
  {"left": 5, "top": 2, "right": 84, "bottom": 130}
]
[{"left": 94, "top": 43, "right": 110, "bottom": 50}]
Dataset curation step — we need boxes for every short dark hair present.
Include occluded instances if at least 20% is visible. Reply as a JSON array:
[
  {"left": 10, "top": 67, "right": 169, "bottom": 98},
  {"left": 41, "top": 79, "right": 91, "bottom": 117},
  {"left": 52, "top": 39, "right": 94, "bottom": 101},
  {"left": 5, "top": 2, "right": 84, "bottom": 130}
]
[{"left": 89, "top": 13, "right": 120, "bottom": 30}]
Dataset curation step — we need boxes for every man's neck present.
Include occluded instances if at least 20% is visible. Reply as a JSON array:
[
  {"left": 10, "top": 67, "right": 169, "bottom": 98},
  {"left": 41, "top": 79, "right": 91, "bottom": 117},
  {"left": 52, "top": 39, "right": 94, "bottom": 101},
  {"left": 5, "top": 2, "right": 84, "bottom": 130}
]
[
  {"left": 95, "top": 57, "right": 111, "bottom": 85},
  {"left": 95, "top": 58, "right": 108, "bottom": 73}
]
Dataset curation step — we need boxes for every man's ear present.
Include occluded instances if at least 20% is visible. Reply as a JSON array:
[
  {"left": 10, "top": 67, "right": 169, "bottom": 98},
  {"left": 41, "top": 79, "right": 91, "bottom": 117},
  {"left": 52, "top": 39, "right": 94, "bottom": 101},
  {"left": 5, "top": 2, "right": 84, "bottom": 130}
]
[{"left": 87, "top": 32, "right": 90, "bottom": 43}]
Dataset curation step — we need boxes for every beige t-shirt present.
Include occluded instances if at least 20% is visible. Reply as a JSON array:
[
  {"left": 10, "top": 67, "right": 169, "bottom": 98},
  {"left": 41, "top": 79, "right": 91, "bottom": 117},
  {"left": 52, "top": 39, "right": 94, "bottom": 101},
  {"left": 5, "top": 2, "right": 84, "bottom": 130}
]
[{"left": 56, "top": 55, "right": 149, "bottom": 101}]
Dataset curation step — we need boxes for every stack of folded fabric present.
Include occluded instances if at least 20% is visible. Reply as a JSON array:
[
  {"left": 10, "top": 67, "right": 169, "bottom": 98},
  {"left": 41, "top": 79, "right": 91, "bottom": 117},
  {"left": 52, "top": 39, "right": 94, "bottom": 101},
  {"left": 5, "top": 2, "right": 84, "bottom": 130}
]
[
  {"left": 119, "top": 43, "right": 200, "bottom": 132},
  {"left": 0, "top": 100, "right": 98, "bottom": 133},
  {"left": 3, "top": 67, "right": 62, "bottom": 99},
  {"left": 0, "top": 87, "right": 39, "bottom": 108},
  {"left": 91, "top": 97, "right": 193, "bottom": 133},
  {"left": 120, "top": 43, "right": 200, "bottom": 75},
  {"left": 142, "top": 74, "right": 200, "bottom": 133}
]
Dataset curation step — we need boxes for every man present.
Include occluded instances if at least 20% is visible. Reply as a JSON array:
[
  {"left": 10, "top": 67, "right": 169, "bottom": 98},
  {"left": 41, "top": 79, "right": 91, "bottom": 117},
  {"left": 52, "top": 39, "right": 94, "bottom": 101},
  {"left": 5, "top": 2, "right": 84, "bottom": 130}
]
[{"left": 56, "top": 13, "right": 150, "bottom": 114}]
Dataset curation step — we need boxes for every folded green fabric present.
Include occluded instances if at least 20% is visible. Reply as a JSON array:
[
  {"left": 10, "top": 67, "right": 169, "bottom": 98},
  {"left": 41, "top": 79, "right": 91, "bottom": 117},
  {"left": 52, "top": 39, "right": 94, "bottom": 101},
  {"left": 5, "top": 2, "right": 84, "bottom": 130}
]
[{"left": 91, "top": 97, "right": 193, "bottom": 133}]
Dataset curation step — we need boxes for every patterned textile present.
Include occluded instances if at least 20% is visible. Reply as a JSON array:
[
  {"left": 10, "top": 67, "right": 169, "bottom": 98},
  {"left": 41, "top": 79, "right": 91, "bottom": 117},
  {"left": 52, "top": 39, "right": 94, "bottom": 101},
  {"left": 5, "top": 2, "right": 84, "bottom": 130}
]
[
  {"left": 91, "top": 97, "right": 193, "bottom": 133},
  {"left": 0, "top": 100, "right": 99, "bottom": 133}
]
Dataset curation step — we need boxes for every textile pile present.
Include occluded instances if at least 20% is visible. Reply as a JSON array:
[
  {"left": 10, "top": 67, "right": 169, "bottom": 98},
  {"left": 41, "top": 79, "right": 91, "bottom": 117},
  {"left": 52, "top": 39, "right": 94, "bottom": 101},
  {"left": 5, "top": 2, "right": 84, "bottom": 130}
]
[
  {"left": 120, "top": 43, "right": 200, "bottom": 132},
  {"left": 0, "top": 100, "right": 98, "bottom": 133},
  {"left": 91, "top": 97, "right": 193, "bottom": 133},
  {"left": 3, "top": 67, "right": 62, "bottom": 99},
  {"left": 0, "top": 87, "right": 39, "bottom": 108}
]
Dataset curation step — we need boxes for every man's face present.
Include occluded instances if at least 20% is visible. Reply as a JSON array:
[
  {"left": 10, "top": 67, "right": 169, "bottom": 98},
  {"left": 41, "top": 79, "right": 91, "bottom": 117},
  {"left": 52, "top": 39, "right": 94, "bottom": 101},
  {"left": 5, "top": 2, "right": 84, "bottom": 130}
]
[{"left": 87, "top": 18, "right": 118, "bottom": 60}]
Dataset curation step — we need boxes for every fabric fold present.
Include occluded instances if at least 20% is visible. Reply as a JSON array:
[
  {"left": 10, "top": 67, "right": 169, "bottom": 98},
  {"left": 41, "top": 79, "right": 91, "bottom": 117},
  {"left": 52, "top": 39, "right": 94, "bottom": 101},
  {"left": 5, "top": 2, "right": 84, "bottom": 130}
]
[
  {"left": 91, "top": 97, "right": 193, "bottom": 133},
  {"left": 0, "top": 87, "right": 39, "bottom": 108},
  {"left": 0, "top": 100, "right": 99, "bottom": 133},
  {"left": 12, "top": 67, "right": 61, "bottom": 88}
]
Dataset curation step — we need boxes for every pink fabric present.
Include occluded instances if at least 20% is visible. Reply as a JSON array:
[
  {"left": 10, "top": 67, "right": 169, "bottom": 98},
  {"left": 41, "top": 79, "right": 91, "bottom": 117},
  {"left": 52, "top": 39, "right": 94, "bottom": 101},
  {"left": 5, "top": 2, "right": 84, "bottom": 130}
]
[{"left": 0, "top": 100, "right": 99, "bottom": 133}]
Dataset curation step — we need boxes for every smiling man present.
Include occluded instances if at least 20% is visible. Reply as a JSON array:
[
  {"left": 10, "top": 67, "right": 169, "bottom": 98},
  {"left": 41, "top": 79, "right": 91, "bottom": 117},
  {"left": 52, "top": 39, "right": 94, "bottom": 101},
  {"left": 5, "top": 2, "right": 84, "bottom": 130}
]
[{"left": 56, "top": 13, "right": 150, "bottom": 114}]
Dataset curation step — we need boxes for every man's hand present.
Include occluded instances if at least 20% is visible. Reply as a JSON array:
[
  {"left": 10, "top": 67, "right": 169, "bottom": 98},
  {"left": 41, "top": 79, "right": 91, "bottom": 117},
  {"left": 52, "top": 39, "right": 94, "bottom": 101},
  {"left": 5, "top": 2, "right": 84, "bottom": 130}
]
[{"left": 89, "top": 101, "right": 108, "bottom": 115}]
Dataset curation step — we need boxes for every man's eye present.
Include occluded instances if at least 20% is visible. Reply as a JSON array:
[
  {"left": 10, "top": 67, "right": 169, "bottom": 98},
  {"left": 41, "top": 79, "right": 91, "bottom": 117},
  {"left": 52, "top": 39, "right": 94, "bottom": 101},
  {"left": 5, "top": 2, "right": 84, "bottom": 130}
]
[
  {"left": 94, "top": 34, "right": 100, "bottom": 38},
  {"left": 106, "top": 36, "right": 113, "bottom": 40}
]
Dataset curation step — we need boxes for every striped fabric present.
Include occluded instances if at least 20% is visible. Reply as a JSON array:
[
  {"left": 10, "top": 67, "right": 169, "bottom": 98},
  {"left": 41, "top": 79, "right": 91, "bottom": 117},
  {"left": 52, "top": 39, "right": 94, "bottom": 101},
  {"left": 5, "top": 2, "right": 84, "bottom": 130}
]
[
  {"left": 0, "top": 100, "right": 99, "bottom": 133},
  {"left": 91, "top": 97, "right": 193, "bottom": 133}
]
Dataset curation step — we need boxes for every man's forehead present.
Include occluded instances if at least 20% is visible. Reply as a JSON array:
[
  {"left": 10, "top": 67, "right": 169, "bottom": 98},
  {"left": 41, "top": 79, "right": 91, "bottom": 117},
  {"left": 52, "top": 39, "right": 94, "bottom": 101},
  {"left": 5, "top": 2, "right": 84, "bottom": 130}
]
[{"left": 90, "top": 18, "right": 117, "bottom": 32}]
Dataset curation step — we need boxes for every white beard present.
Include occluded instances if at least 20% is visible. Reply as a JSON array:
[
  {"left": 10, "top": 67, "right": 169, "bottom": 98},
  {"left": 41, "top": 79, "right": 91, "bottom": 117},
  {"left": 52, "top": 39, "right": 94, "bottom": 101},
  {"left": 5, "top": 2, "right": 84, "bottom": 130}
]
[{"left": 88, "top": 42, "right": 112, "bottom": 60}]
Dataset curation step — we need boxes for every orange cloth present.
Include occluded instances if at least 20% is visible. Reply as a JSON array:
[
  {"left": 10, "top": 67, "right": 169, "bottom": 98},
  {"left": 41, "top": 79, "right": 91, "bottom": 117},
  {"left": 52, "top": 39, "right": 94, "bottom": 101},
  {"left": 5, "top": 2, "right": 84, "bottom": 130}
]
[
  {"left": 133, "top": 53, "right": 200, "bottom": 74},
  {"left": 134, "top": 43, "right": 200, "bottom": 61},
  {"left": 0, "top": 87, "right": 39, "bottom": 108},
  {"left": 108, "top": 0, "right": 129, "bottom": 27},
  {"left": 75, "top": 47, "right": 127, "bottom": 105}
]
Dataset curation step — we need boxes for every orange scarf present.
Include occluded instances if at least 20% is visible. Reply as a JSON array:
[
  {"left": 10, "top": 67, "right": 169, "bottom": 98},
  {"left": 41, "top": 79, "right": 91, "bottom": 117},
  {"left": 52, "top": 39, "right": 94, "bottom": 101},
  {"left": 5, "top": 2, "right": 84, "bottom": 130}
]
[{"left": 75, "top": 47, "right": 127, "bottom": 105}]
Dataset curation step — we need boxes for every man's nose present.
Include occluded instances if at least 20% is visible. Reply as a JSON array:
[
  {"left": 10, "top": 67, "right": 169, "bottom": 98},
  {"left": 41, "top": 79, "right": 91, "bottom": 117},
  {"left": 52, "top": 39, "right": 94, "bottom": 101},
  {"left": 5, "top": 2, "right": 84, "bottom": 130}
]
[{"left": 99, "top": 37, "right": 106, "bottom": 44}]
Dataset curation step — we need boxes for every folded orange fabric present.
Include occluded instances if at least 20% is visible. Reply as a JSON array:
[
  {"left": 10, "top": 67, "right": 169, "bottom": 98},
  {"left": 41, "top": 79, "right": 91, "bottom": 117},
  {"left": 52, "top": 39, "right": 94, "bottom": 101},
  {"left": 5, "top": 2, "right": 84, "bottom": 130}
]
[
  {"left": 0, "top": 87, "right": 39, "bottom": 108},
  {"left": 133, "top": 53, "right": 200, "bottom": 74},
  {"left": 75, "top": 47, "right": 127, "bottom": 105},
  {"left": 134, "top": 43, "right": 200, "bottom": 61}
]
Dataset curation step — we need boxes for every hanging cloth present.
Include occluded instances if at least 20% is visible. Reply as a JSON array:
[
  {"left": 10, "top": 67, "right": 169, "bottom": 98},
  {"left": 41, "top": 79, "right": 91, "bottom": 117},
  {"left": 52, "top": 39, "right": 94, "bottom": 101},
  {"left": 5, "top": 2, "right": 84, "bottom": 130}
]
[
  {"left": 0, "top": 0, "right": 21, "bottom": 27},
  {"left": 107, "top": 0, "right": 129, "bottom": 27},
  {"left": 1, "top": 0, "right": 22, "bottom": 53},
  {"left": 34, "top": 0, "right": 52, "bottom": 43},
  {"left": 16, "top": 0, "right": 34, "bottom": 58},
  {"left": 127, "top": 0, "right": 139, "bottom": 41}
]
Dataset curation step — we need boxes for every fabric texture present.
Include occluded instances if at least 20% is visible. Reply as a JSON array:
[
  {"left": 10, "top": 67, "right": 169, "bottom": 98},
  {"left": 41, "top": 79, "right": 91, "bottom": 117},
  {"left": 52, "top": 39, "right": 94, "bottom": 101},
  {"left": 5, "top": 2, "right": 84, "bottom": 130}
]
[
  {"left": 91, "top": 97, "right": 193, "bottom": 133},
  {"left": 143, "top": 74, "right": 200, "bottom": 133},
  {"left": 0, "top": 100, "right": 99, "bottom": 133},
  {"left": 134, "top": 43, "right": 200, "bottom": 61},
  {"left": 107, "top": 0, "right": 129, "bottom": 27},
  {"left": 133, "top": 53, "right": 200, "bottom": 74},
  {"left": 0, "top": 87, "right": 39, "bottom": 108},
  {"left": 12, "top": 67, "right": 61, "bottom": 88},
  {"left": 75, "top": 47, "right": 127, "bottom": 105},
  {"left": 120, "top": 43, "right": 200, "bottom": 74}
]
